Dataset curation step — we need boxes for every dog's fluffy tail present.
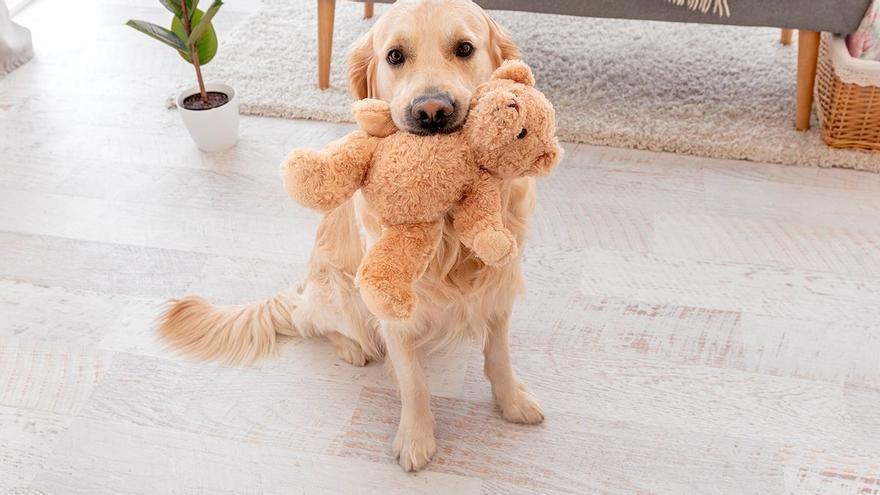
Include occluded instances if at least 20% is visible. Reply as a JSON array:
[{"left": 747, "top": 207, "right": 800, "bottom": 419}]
[{"left": 157, "top": 289, "right": 299, "bottom": 365}]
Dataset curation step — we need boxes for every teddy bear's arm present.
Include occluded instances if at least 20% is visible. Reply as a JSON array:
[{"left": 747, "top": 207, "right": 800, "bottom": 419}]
[
  {"left": 281, "top": 130, "right": 379, "bottom": 213},
  {"left": 453, "top": 173, "right": 518, "bottom": 267}
]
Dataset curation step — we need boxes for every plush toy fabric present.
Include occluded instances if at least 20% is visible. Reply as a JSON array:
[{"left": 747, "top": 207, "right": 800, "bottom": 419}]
[{"left": 281, "top": 60, "right": 562, "bottom": 320}]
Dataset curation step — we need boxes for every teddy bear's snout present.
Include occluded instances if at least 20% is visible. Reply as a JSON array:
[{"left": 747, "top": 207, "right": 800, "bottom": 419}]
[{"left": 531, "top": 145, "right": 562, "bottom": 176}]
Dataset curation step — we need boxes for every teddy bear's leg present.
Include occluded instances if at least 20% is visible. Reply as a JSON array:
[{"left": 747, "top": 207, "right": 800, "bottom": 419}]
[
  {"left": 281, "top": 130, "right": 378, "bottom": 212},
  {"left": 356, "top": 221, "right": 443, "bottom": 320},
  {"left": 352, "top": 98, "right": 397, "bottom": 137},
  {"left": 453, "top": 173, "right": 518, "bottom": 267}
]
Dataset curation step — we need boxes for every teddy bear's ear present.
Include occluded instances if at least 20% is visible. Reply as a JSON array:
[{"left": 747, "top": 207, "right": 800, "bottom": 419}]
[
  {"left": 491, "top": 59, "right": 535, "bottom": 86},
  {"left": 352, "top": 99, "right": 398, "bottom": 137}
]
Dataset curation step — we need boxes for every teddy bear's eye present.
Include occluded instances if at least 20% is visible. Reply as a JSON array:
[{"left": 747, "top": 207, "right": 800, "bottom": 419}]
[{"left": 516, "top": 128, "right": 528, "bottom": 139}]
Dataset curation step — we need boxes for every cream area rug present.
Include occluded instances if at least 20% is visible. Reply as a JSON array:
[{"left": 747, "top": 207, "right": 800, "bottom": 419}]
[{"left": 202, "top": 0, "right": 880, "bottom": 172}]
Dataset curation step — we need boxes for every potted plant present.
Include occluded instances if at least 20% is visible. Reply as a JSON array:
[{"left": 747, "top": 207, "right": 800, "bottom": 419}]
[{"left": 126, "top": 0, "right": 238, "bottom": 152}]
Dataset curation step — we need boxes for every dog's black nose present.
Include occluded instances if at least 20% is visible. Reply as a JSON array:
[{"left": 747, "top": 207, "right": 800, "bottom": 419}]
[{"left": 410, "top": 94, "right": 454, "bottom": 131}]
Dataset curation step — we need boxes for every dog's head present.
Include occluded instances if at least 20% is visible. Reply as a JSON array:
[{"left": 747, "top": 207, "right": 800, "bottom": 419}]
[
  {"left": 348, "top": 0, "right": 519, "bottom": 135},
  {"left": 464, "top": 60, "right": 562, "bottom": 179}
]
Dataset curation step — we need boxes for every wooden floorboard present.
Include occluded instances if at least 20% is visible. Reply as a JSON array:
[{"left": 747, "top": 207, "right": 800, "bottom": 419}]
[
  {"left": 30, "top": 418, "right": 483, "bottom": 495},
  {"left": 1, "top": 0, "right": 879, "bottom": 493},
  {"left": 0, "top": 405, "right": 71, "bottom": 493}
]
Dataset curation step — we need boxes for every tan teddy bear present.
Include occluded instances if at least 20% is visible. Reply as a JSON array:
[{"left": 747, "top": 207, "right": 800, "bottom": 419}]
[{"left": 281, "top": 60, "right": 561, "bottom": 321}]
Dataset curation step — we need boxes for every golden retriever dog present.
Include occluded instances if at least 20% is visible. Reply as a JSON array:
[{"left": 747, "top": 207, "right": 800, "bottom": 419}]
[{"left": 159, "top": 0, "right": 544, "bottom": 472}]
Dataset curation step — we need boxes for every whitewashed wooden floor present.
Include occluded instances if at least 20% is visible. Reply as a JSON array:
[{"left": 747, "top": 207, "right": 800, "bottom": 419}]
[{"left": 2, "top": 1, "right": 880, "bottom": 494}]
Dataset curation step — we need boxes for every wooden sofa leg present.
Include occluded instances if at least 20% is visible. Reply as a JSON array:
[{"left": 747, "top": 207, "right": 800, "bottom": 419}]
[
  {"left": 364, "top": 1, "right": 374, "bottom": 18},
  {"left": 317, "top": 0, "right": 336, "bottom": 90},
  {"left": 796, "top": 30, "right": 820, "bottom": 131},
  {"left": 780, "top": 28, "right": 793, "bottom": 46}
]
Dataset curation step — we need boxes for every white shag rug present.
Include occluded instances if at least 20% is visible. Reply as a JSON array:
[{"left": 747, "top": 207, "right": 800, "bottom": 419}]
[{"left": 199, "top": 0, "right": 880, "bottom": 172}]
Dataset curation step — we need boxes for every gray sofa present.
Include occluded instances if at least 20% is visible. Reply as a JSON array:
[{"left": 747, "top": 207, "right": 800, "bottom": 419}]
[
  {"left": 318, "top": 0, "right": 873, "bottom": 130},
  {"left": 436, "top": 1, "right": 870, "bottom": 33}
]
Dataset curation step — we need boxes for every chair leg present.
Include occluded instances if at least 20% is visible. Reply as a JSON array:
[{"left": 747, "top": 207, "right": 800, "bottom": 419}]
[
  {"left": 796, "top": 30, "right": 820, "bottom": 131},
  {"left": 317, "top": 0, "right": 336, "bottom": 90},
  {"left": 780, "top": 28, "right": 793, "bottom": 46},
  {"left": 364, "top": 1, "right": 374, "bottom": 19}
]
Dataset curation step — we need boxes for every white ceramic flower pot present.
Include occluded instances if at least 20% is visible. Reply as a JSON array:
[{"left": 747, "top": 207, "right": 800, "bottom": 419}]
[{"left": 176, "top": 82, "right": 239, "bottom": 152}]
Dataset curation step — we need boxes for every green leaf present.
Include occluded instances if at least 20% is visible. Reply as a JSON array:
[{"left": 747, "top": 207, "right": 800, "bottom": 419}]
[
  {"left": 158, "top": 0, "right": 182, "bottom": 17},
  {"left": 126, "top": 19, "right": 187, "bottom": 53},
  {"left": 187, "top": 0, "right": 222, "bottom": 45},
  {"left": 162, "top": 0, "right": 198, "bottom": 22},
  {"left": 182, "top": 0, "right": 196, "bottom": 14},
  {"left": 171, "top": 9, "right": 218, "bottom": 65}
]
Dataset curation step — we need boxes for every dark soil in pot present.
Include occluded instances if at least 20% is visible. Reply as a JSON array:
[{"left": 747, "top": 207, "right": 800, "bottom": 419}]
[{"left": 182, "top": 91, "right": 230, "bottom": 111}]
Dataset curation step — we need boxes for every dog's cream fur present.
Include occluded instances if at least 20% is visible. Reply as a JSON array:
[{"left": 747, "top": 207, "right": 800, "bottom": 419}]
[{"left": 159, "top": 0, "right": 543, "bottom": 472}]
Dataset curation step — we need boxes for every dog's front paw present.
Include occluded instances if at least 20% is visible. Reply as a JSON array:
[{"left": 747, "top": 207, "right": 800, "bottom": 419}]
[
  {"left": 495, "top": 381, "right": 544, "bottom": 424},
  {"left": 393, "top": 425, "right": 437, "bottom": 472}
]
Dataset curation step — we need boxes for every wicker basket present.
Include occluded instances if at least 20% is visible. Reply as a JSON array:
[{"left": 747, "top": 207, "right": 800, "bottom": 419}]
[{"left": 815, "top": 33, "right": 880, "bottom": 152}]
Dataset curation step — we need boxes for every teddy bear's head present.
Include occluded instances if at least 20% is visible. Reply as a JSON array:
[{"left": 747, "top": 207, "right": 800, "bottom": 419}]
[{"left": 463, "top": 60, "right": 562, "bottom": 179}]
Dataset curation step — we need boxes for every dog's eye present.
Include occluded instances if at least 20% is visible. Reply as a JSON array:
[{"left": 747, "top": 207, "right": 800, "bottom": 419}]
[
  {"left": 386, "top": 49, "right": 405, "bottom": 66},
  {"left": 516, "top": 128, "right": 527, "bottom": 139},
  {"left": 455, "top": 42, "right": 474, "bottom": 58}
]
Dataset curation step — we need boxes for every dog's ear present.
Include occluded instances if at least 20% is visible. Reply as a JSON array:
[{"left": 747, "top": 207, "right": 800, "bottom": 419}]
[
  {"left": 348, "top": 30, "right": 377, "bottom": 100},
  {"left": 492, "top": 60, "right": 535, "bottom": 86},
  {"left": 482, "top": 10, "right": 520, "bottom": 68}
]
